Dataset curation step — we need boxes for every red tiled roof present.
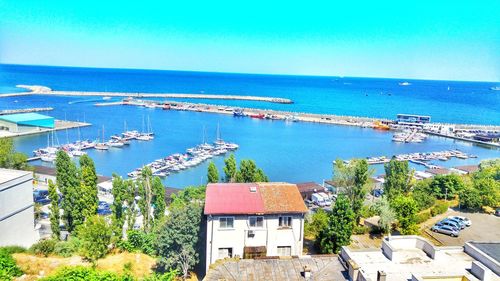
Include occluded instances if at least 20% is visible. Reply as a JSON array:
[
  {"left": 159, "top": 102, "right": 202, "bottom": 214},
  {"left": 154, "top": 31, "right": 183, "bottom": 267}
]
[{"left": 204, "top": 182, "right": 307, "bottom": 215}]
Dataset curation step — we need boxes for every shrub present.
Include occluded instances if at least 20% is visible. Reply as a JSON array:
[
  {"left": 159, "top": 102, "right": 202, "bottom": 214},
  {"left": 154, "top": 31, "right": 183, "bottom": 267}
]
[
  {"left": 40, "top": 266, "right": 122, "bottom": 281},
  {"left": 430, "top": 201, "right": 448, "bottom": 217},
  {"left": 352, "top": 225, "right": 369, "bottom": 235},
  {"left": 0, "top": 246, "right": 27, "bottom": 255},
  {"left": 116, "top": 239, "right": 134, "bottom": 253},
  {"left": 482, "top": 206, "right": 495, "bottom": 215},
  {"left": 30, "top": 239, "right": 57, "bottom": 257},
  {"left": 0, "top": 248, "right": 23, "bottom": 280},
  {"left": 416, "top": 211, "right": 431, "bottom": 224},
  {"left": 126, "top": 230, "right": 155, "bottom": 256},
  {"left": 54, "top": 238, "right": 80, "bottom": 257},
  {"left": 459, "top": 186, "right": 482, "bottom": 210}
]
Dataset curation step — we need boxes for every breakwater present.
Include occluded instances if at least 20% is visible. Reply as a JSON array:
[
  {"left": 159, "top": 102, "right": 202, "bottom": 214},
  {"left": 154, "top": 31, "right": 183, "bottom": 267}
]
[
  {"left": 9, "top": 85, "right": 294, "bottom": 104},
  {"left": 0, "top": 107, "right": 54, "bottom": 115}
]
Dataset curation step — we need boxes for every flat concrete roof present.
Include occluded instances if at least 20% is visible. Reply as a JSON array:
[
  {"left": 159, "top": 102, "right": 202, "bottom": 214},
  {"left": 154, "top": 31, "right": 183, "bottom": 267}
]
[
  {"left": 0, "top": 168, "right": 31, "bottom": 185},
  {"left": 470, "top": 242, "right": 500, "bottom": 264},
  {"left": 205, "top": 256, "right": 348, "bottom": 281}
]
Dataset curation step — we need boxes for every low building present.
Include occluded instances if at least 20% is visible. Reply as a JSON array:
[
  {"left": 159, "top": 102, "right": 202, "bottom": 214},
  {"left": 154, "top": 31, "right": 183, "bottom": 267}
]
[
  {"left": 340, "top": 236, "right": 499, "bottom": 281},
  {"left": 0, "top": 113, "right": 54, "bottom": 133},
  {"left": 204, "top": 182, "right": 307, "bottom": 271},
  {"left": 0, "top": 168, "right": 37, "bottom": 247},
  {"left": 454, "top": 165, "right": 480, "bottom": 175},
  {"left": 296, "top": 182, "right": 324, "bottom": 200}
]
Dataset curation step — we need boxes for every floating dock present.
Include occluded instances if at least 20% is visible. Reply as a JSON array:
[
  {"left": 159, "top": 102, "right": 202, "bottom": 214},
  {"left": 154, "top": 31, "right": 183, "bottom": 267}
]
[{"left": 346, "top": 150, "right": 477, "bottom": 167}]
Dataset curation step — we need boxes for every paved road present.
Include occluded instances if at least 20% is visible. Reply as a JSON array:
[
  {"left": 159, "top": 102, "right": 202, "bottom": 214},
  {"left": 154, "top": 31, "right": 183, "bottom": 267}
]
[{"left": 425, "top": 209, "right": 500, "bottom": 246}]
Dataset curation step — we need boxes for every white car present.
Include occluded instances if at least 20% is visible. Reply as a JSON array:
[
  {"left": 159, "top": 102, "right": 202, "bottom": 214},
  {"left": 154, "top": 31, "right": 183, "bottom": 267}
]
[{"left": 448, "top": 216, "right": 471, "bottom": 227}]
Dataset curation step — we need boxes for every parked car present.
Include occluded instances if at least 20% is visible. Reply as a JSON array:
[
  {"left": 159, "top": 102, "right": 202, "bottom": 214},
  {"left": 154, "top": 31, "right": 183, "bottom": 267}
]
[
  {"left": 319, "top": 192, "right": 332, "bottom": 207},
  {"left": 436, "top": 219, "right": 462, "bottom": 230},
  {"left": 311, "top": 193, "right": 326, "bottom": 207},
  {"left": 445, "top": 217, "right": 466, "bottom": 229},
  {"left": 496, "top": 208, "right": 500, "bottom": 217},
  {"left": 431, "top": 224, "right": 460, "bottom": 237},
  {"left": 304, "top": 199, "right": 314, "bottom": 207},
  {"left": 448, "top": 216, "right": 471, "bottom": 227}
]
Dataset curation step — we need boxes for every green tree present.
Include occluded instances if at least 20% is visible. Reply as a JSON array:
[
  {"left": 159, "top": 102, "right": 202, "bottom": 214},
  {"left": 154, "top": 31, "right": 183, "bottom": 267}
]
[
  {"left": 156, "top": 202, "right": 202, "bottom": 279},
  {"left": 48, "top": 180, "right": 60, "bottom": 240},
  {"left": 304, "top": 208, "right": 329, "bottom": 239},
  {"left": 79, "top": 165, "right": 98, "bottom": 220},
  {"left": 77, "top": 215, "right": 112, "bottom": 264},
  {"left": 152, "top": 176, "right": 166, "bottom": 223},
  {"left": 391, "top": 195, "right": 419, "bottom": 235},
  {"left": 223, "top": 154, "right": 237, "bottom": 182},
  {"left": 411, "top": 179, "right": 436, "bottom": 211},
  {"left": 384, "top": 158, "right": 414, "bottom": 201},
  {"left": 318, "top": 195, "right": 354, "bottom": 254},
  {"left": 458, "top": 185, "right": 482, "bottom": 210},
  {"left": 111, "top": 176, "right": 136, "bottom": 239},
  {"left": 207, "top": 161, "right": 219, "bottom": 183},
  {"left": 170, "top": 186, "right": 206, "bottom": 210},
  {"left": 429, "top": 174, "right": 465, "bottom": 199},
  {"left": 0, "top": 247, "right": 23, "bottom": 280},
  {"left": 0, "top": 137, "right": 29, "bottom": 170},
  {"left": 236, "top": 159, "right": 257, "bottom": 183},
  {"left": 254, "top": 168, "right": 269, "bottom": 182},
  {"left": 137, "top": 167, "right": 155, "bottom": 233},
  {"left": 473, "top": 177, "right": 499, "bottom": 207},
  {"left": 55, "top": 150, "right": 81, "bottom": 232},
  {"left": 374, "top": 198, "right": 396, "bottom": 235}
]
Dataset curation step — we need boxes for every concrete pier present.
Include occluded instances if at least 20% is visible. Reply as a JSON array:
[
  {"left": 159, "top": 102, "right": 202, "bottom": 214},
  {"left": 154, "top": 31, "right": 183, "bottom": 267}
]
[
  {"left": 0, "top": 107, "right": 53, "bottom": 115},
  {"left": 0, "top": 120, "right": 91, "bottom": 138},
  {"left": 5, "top": 85, "right": 294, "bottom": 104}
]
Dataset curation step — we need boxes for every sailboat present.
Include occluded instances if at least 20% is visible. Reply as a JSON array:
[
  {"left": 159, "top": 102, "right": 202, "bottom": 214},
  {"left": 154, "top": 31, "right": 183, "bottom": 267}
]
[
  {"left": 213, "top": 123, "right": 238, "bottom": 150},
  {"left": 137, "top": 115, "right": 154, "bottom": 140},
  {"left": 95, "top": 126, "right": 109, "bottom": 150}
]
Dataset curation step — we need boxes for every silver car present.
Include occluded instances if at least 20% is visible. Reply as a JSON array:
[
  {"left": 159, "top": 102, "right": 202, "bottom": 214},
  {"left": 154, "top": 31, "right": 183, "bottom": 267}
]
[
  {"left": 449, "top": 216, "right": 471, "bottom": 227},
  {"left": 431, "top": 224, "right": 460, "bottom": 237}
]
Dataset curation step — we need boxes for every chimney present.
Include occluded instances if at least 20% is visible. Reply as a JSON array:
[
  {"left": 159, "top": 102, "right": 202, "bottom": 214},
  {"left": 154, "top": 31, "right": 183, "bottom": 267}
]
[{"left": 377, "top": 270, "right": 387, "bottom": 281}]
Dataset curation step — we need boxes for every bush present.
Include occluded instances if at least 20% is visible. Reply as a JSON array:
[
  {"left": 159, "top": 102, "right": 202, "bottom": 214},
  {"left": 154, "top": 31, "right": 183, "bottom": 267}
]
[
  {"left": 416, "top": 211, "right": 431, "bottom": 224},
  {"left": 40, "top": 266, "right": 122, "bottom": 281},
  {"left": 459, "top": 186, "right": 482, "bottom": 210},
  {"left": 0, "top": 248, "right": 23, "bottom": 280},
  {"left": 30, "top": 239, "right": 57, "bottom": 257},
  {"left": 126, "top": 230, "right": 155, "bottom": 256},
  {"left": 430, "top": 201, "right": 449, "bottom": 217},
  {"left": 0, "top": 246, "right": 27, "bottom": 255},
  {"left": 352, "top": 225, "right": 369, "bottom": 235},
  {"left": 116, "top": 239, "right": 134, "bottom": 253},
  {"left": 54, "top": 238, "right": 80, "bottom": 258}
]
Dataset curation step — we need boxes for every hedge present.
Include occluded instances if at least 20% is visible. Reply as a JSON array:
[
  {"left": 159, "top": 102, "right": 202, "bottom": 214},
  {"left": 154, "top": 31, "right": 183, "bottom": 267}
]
[
  {"left": 430, "top": 201, "right": 449, "bottom": 217},
  {"left": 416, "top": 211, "right": 431, "bottom": 224}
]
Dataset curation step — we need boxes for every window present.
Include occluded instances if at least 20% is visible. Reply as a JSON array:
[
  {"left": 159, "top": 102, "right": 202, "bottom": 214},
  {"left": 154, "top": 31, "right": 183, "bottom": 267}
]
[
  {"left": 277, "top": 246, "right": 291, "bottom": 256},
  {"left": 249, "top": 216, "right": 264, "bottom": 228},
  {"left": 218, "top": 248, "right": 233, "bottom": 259},
  {"left": 278, "top": 216, "right": 292, "bottom": 227},
  {"left": 219, "top": 217, "right": 234, "bottom": 229}
]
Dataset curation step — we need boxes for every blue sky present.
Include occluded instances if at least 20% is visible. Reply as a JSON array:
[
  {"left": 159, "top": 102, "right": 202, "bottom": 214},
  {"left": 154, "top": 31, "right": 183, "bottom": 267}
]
[{"left": 0, "top": 1, "right": 499, "bottom": 81}]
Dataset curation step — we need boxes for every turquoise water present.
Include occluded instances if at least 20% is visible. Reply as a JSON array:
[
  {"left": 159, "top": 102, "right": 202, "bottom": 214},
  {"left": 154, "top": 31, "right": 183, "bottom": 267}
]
[{"left": 0, "top": 65, "right": 499, "bottom": 187}]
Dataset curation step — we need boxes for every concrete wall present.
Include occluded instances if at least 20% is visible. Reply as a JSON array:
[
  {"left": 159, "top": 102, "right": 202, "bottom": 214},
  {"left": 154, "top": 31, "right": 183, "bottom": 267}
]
[
  {"left": 205, "top": 213, "right": 304, "bottom": 270},
  {"left": 0, "top": 170, "right": 36, "bottom": 247},
  {"left": 464, "top": 243, "right": 500, "bottom": 276},
  {"left": 382, "top": 236, "right": 463, "bottom": 262}
]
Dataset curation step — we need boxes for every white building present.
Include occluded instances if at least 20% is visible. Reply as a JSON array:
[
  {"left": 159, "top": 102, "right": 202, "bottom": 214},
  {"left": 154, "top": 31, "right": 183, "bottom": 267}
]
[
  {"left": 204, "top": 182, "right": 307, "bottom": 270},
  {"left": 0, "top": 168, "right": 37, "bottom": 247}
]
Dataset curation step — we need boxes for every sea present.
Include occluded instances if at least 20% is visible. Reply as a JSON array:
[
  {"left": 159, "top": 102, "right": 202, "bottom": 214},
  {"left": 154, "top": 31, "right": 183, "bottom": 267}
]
[{"left": 0, "top": 64, "right": 499, "bottom": 188}]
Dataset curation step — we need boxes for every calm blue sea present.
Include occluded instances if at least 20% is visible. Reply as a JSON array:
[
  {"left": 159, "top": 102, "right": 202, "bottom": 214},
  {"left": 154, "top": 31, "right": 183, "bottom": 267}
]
[{"left": 0, "top": 64, "right": 499, "bottom": 187}]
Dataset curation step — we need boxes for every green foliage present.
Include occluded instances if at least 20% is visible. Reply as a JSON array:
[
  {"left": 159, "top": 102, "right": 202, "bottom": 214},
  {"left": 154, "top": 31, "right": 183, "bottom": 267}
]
[
  {"left": 125, "top": 230, "right": 155, "bottom": 256},
  {"left": 0, "top": 137, "right": 29, "bottom": 170},
  {"left": 111, "top": 175, "right": 136, "bottom": 240},
  {"left": 152, "top": 176, "right": 166, "bottom": 224},
  {"left": 0, "top": 246, "right": 27, "bottom": 255},
  {"left": 318, "top": 195, "right": 354, "bottom": 254},
  {"left": 30, "top": 239, "right": 57, "bottom": 257},
  {"left": 459, "top": 185, "right": 482, "bottom": 210},
  {"left": 429, "top": 174, "right": 465, "bottom": 199},
  {"left": 391, "top": 195, "right": 419, "bottom": 235},
  {"left": 137, "top": 167, "right": 165, "bottom": 233},
  {"left": 333, "top": 159, "right": 372, "bottom": 224},
  {"left": 236, "top": 159, "right": 259, "bottom": 182},
  {"left": 156, "top": 202, "right": 202, "bottom": 277},
  {"left": 360, "top": 204, "right": 376, "bottom": 219},
  {"left": 207, "top": 161, "right": 219, "bottom": 183},
  {"left": 416, "top": 211, "right": 431, "bottom": 224},
  {"left": 304, "top": 208, "right": 329, "bottom": 239},
  {"left": 473, "top": 176, "right": 499, "bottom": 208},
  {"left": 223, "top": 154, "right": 237, "bottom": 182},
  {"left": 48, "top": 180, "right": 61, "bottom": 240},
  {"left": 373, "top": 198, "right": 395, "bottom": 235},
  {"left": 142, "top": 270, "right": 177, "bottom": 281},
  {"left": 55, "top": 150, "right": 81, "bottom": 232},
  {"left": 352, "top": 225, "right": 369, "bottom": 235},
  {"left": 430, "top": 201, "right": 449, "bottom": 217},
  {"left": 77, "top": 215, "right": 112, "bottom": 263},
  {"left": 411, "top": 179, "right": 436, "bottom": 211},
  {"left": 384, "top": 158, "right": 414, "bottom": 200},
  {"left": 54, "top": 238, "right": 80, "bottom": 258},
  {"left": 170, "top": 186, "right": 206, "bottom": 210},
  {"left": 40, "top": 266, "right": 123, "bottom": 281},
  {"left": 79, "top": 165, "right": 99, "bottom": 220},
  {"left": 0, "top": 247, "right": 23, "bottom": 280}
]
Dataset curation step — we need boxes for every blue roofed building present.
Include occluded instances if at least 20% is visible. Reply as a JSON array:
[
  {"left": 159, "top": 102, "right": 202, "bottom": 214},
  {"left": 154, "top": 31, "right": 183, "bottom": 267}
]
[{"left": 0, "top": 113, "right": 55, "bottom": 133}]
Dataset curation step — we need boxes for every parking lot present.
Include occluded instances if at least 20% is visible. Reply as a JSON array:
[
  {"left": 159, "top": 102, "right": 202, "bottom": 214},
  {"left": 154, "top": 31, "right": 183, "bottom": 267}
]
[{"left": 425, "top": 209, "right": 500, "bottom": 246}]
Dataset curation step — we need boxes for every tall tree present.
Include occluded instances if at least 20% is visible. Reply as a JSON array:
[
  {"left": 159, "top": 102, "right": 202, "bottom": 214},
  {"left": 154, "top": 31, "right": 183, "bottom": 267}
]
[
  {"left": 79, "top": 160, "right": 98, "bottom": 220},
  {"left": 318, "top": 195, "right": 354, "bottom": 254},
  {"left": 391, "top": 195, "right": 419, "bottom": 235},
  {"left": 55, "top": 150, "right": 81, "bottom": 232},
  {"left": 237, "top": 160, "right": 257, "bottom": 183},
  {"left": 207, "top": 161, "right": 219, "bottom": 183},
  {"left": 0, "top": 137, "right": 29, "bottom": 170},
  {"left": 111, "top": 174, "right": 127, "bottom": 239},
  {"left": 223, "top": 154, "right": 237, "bottom": 182},
  {"left": 384, "top": 158, "right": 414, "bottom": 201},
  {"left": 48, "top": 180, "right": 60, "bottom": 240},
  {"left": 254, "top": 168, "right": 269, "bottom": 182},
  {"left": 138, "top": 167, "right": 154, "bottom": 233},
  {"left": 156, "top": 202, "right": 202, "bottom": 279},
  {"left": 429, "top": 174, "right": 465, "bottom": 199},
  {"left": 79, "top": 155, "right": 98, "bottom": 189},
  {"left": 152, "top": 176, "right": 166, "bottom": 223},
  {"left": 374, "top": 198, "right": 396, "bottom": 235}
]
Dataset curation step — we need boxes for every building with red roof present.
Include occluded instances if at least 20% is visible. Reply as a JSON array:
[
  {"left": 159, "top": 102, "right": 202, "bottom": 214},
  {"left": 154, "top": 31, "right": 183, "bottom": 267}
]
[{"left": 205, "top": 182, "right": 307, "bottom": 270}]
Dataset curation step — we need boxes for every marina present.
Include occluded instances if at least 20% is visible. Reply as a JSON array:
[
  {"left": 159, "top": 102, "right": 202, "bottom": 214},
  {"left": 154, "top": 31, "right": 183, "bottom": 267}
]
[{"left": 353, "top": 150, "right": 478, "bottom": 168}]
